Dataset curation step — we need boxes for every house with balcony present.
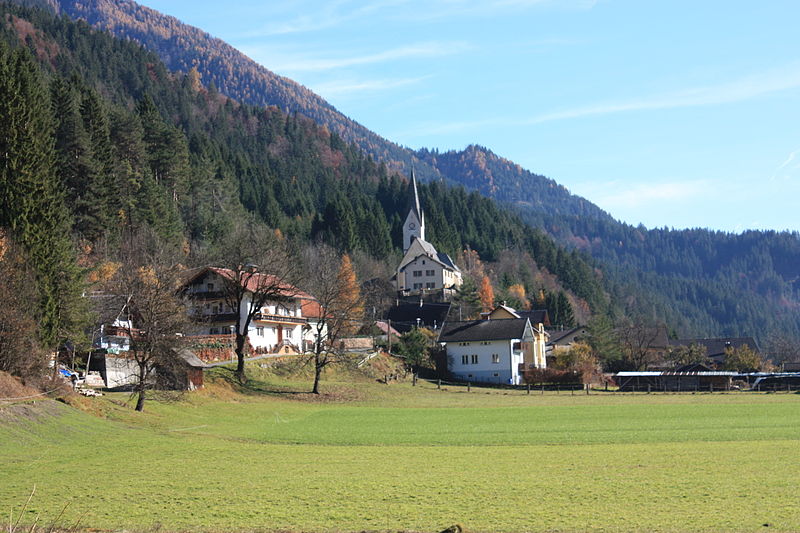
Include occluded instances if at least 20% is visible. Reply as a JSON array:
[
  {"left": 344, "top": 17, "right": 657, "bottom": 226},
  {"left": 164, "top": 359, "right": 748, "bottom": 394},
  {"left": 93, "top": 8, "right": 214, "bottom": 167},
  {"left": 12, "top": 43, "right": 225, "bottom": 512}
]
[
  {"left": 438, "top": 317, "right": 545, "bottom": 385},
  {"left": 182, "top": 267, "right": 315, "bottom": 355}
]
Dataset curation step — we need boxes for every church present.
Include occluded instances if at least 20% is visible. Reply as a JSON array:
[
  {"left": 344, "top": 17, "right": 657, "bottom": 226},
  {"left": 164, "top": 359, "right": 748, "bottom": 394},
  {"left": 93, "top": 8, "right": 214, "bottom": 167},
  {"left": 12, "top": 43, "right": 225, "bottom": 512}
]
[{"left": 394, "top": 170, "right": 462, "bottom": 299}]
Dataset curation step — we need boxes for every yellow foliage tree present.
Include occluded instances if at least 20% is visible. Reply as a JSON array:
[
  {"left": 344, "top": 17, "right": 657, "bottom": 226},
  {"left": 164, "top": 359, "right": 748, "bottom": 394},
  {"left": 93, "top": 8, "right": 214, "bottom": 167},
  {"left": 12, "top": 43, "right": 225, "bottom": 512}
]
[
  {"left": 507, "top": 284, "right": 529, "bottom": 309},
  {"left": 336, "top": 254, "right": 363, "bottom": 335},
  {"left": 478, "top": 275, "right": 495, "bottom": 313}
]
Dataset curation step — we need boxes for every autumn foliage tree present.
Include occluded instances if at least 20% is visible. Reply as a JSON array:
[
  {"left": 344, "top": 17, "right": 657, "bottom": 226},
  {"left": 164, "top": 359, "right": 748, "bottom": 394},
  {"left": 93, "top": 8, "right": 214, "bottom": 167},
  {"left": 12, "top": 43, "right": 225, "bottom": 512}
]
[
  {"left": 478, "top": 275, "right": 495, "bottom": 313},
  {"left": 302, "top": 245, "right": 365, "bottom": 394}
]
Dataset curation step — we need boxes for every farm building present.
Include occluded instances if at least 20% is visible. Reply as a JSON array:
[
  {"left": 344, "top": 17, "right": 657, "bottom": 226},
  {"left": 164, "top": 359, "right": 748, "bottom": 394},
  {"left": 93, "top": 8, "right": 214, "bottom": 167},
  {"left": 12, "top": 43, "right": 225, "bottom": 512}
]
[{"left": 615, "top": 370, "right": 738, "bottom": 391}]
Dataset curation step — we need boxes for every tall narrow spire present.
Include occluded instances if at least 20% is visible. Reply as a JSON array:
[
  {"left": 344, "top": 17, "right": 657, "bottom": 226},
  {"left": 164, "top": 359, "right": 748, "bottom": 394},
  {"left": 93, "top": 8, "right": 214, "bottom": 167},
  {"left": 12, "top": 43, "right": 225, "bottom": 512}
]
[
  {"left": 408, "top": 165, "right": 423, "bottom": 224},
  {"left": 402, "top": 164, "right": 425, "bottom": 253}
]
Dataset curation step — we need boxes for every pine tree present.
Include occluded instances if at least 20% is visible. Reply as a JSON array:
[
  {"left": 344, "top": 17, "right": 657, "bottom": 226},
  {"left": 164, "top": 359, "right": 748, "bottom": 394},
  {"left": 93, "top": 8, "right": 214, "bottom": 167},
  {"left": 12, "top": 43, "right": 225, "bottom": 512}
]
[{"left": 0, "top": 45, "right": 86, "bottom": 351}]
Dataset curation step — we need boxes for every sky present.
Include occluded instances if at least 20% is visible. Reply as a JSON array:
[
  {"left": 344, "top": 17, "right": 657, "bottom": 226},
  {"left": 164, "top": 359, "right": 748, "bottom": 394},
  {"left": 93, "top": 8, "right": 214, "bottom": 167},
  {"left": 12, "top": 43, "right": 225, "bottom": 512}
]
[{"left": 139, "top": 0, "right": 800, "bottom": 233}]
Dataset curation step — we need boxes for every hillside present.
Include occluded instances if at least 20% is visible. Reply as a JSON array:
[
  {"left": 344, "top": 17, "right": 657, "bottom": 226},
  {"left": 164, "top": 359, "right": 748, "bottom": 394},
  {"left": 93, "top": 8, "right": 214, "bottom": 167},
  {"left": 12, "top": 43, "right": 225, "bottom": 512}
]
[
  {"left": 0, "top": 3, "right": 607, "bottom": 322},
  {"left": 4, "top": 0, "right": 800, "bottom": 344}
]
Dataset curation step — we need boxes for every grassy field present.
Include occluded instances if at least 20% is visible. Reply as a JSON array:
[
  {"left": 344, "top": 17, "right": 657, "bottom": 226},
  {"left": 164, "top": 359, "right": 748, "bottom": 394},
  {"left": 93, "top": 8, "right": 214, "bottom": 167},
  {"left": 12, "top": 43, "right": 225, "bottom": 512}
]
[{"left": 1, "top": 361, "right": 800, "bottom": 532}]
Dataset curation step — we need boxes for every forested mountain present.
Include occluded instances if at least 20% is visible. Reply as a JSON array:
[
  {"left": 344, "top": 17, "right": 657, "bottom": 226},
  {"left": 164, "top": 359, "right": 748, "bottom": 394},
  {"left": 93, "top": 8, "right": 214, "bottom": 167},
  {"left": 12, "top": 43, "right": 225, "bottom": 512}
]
[
  {"left": 3, "top": 0, "right": 799, "bottom": 345},
  {"left": 0, "top": 2, "right": 607, "bottom": 329}
]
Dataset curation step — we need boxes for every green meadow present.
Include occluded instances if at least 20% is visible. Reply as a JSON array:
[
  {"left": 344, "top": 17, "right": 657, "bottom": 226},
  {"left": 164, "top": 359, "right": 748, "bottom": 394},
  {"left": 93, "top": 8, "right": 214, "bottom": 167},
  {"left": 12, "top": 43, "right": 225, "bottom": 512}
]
[{"left": 1, "top": 364, "right": 800, "bottom": 532}]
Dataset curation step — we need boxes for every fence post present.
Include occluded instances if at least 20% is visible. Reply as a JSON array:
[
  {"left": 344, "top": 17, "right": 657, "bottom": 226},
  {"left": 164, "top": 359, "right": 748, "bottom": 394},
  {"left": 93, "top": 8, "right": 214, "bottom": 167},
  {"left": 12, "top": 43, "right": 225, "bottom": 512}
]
[
  {"left": 467, "top": 382, "right": 471, "bottom": 393},
  {"left": 709, "top": 382, "right": 713, "bottom": 393},
  {"left": 647, "top": 384, "right": 651, "bottom": 394},
  {"left": 437, "top": 379, "right": 441, "bottom": 390}
]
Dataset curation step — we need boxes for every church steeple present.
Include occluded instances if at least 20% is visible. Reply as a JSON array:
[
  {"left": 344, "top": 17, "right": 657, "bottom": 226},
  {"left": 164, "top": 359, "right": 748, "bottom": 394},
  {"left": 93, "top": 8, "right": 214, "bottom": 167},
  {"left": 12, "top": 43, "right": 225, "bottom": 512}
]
[{"left": 403, "top": 167, "right": 425, "bottom": 253}]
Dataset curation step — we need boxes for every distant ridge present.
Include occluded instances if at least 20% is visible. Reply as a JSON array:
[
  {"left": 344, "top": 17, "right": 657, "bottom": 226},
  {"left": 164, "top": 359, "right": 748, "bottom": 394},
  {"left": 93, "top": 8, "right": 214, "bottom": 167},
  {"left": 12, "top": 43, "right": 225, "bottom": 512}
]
[{"left": 12, "top": 0, "right": 611, "bottom": 222}]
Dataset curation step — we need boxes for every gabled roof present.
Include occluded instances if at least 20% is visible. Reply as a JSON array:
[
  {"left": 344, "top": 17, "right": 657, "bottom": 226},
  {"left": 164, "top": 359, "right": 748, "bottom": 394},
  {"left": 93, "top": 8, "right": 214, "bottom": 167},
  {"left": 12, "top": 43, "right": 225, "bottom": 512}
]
[
  {"left": 515, "top": 309, "right": 550, "bottom": 326},
  {"left": 400, "top": 238, "right": 460, "bottom": 273},
  {"left": 386, "top": 302, "right": 451, "bottom": 333},
  {"left": 547, "top": 326, "right": 588, "bottom": 345},
  {"left": 439, "top": 318, "right": 531, "bottom": 343},
  {"left": 669, "top": 337, "right": 760, "bottom": 358},
  {"left": 184, "top": 266, "right": 313, "bottom": 300}
]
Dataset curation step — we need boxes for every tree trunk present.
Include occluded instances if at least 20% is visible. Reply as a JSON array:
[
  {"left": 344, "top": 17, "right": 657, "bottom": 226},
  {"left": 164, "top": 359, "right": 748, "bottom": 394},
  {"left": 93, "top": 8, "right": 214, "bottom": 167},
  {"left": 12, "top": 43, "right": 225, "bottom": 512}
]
[
  {"left": 135, "top": 362, "right": 147, "bottom": 412},
  {"left": 235, "top": 332, "right": 247, "bottom": 383},
  {"left": 312, "top": 353, "right": 322, "bottom": 394}
]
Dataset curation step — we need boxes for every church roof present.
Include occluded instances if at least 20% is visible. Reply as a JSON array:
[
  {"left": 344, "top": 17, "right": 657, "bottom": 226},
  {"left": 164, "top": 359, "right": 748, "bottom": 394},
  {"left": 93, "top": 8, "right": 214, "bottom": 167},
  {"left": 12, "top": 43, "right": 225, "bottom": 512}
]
[
  {"left": 405, "top": 237, "right": 460, "bottom": 272},
  {"left": 407, "top": 168, "right": 424, "bottom": 224}
]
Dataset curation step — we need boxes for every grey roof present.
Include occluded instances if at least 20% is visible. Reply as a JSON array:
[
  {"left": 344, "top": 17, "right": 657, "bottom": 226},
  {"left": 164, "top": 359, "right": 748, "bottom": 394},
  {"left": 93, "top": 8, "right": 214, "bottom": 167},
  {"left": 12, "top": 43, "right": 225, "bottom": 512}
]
[
  {"left": 668, "top": 337, "right": 759, "bottom": 358},
  {"left": 387, "top": 302, "right": 451, "bottom": 333},
  {"left": 439, "top": 318, "right": 530, "bottom": 343},
  {"left": 176, "top": 348, "right": 210, "bottom": 368},
  {"left": 547, "top": 326, "right": 587, "bottom": 345},
  {"left": 516, "top": 309, "right": 550, "bottom": 326},
  {"left": 404, "top": 238, "right": 460, "bottom": 272}
]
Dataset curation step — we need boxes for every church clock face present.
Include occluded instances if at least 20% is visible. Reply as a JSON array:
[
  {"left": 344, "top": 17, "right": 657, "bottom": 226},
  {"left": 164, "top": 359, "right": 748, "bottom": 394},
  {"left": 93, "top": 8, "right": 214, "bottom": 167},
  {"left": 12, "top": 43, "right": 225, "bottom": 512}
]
[{"left": 409, "top": 222, "right": 416, "bottom": 229}]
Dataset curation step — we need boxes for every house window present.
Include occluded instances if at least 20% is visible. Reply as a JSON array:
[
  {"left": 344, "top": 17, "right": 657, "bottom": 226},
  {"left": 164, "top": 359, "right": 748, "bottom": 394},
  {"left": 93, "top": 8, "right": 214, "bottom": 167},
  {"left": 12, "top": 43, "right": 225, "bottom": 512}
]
[
  {"left": 426, "top": 269, "right": 435, "bottom": 276},
  {"left": 413, "top": 270, "right": 423, "bottom": 277},
  {"left": 210, "top": 327, "right": 219, "bottom": 335},
  {"left": 461, "top": 355, "right": 469, "bottom": 365},
  {"left": 493, "top": 373, "right": 499, "bottom": 378},
  {"left": 492, "top": 354, "right": 500, "bottom": 364},
  {"left": 425, "top": 282, "right": 435, "bottom": 289},
  {"left": 207, "top": 283, "right": 214, "bottom": 291},
  {"left": 471, "top": 354, "right": 478, "bottom": 364},
  {"left": 256, "top": 327, "right": 264, "bottom": 336},
  {"left": 468, "top": 374, "right": 473, "bottom": 379},
  {"left": 413, "top": 283, "right": 423, "bottom": 289}
]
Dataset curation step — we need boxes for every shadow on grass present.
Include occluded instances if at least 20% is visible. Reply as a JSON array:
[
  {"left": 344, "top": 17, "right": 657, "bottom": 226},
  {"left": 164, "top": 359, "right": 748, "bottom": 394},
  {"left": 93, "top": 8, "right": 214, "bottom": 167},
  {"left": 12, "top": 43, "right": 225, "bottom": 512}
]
[{"left": 207, "top": 364, "right": 314, "bottom": 398}]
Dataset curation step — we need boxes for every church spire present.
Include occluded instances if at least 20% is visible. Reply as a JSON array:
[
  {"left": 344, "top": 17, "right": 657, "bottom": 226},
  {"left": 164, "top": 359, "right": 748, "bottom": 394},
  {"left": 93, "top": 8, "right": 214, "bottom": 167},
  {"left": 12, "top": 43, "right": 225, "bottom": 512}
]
[
  {"left": 402, "top": 165, "right": 425, "bottom": 253},
  {"left": 407, "top": 165, "right": 423, "bottom": 225}
]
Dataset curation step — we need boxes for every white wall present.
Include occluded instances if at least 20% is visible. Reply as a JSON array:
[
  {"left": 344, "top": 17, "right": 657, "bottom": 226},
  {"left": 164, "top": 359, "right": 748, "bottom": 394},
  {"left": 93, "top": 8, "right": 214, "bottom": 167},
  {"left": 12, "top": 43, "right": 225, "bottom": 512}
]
[{"left": 446, "top": 339, "right": 525, "bottom": 385}]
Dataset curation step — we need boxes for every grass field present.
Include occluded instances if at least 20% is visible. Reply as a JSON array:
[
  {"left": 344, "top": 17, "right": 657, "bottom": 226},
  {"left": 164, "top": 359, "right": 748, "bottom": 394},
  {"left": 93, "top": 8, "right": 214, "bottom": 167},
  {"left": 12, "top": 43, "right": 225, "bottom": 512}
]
[{"left": 1, "top": 361, "right": 800, "bottom": 532}]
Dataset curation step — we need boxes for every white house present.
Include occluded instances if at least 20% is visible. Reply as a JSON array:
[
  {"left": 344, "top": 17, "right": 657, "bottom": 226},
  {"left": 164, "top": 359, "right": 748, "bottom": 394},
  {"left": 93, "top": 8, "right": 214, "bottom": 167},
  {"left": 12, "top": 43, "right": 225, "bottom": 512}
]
[
  {"left": 438, "top": 318, "right": 545, "bottom": 385},
  {"left": 395, "top": 170, "right": 462, "bottom": 297},
  {"left": 183, "top": 267, "right": 315, "bottom": 355}
]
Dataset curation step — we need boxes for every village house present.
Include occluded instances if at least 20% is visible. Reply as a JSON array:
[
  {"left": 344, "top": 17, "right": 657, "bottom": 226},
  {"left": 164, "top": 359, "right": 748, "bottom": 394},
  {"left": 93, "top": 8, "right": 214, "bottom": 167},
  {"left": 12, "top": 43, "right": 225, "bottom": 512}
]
[
  {"left": 393, "top": 171, "right": 462, "bottom": 298},
  {"left": 438, "top": 317, "right": 545, "bottom": 385},
  {"left": 182, "top": 267, "right": 317, "bottom": 356}
]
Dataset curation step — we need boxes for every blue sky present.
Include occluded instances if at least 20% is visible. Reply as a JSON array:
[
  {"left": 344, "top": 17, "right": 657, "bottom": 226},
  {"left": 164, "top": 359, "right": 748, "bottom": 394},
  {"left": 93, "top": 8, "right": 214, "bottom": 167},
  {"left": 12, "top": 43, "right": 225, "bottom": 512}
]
[{"left": 141, "top": 0, "right": 800, "bottom": 232}]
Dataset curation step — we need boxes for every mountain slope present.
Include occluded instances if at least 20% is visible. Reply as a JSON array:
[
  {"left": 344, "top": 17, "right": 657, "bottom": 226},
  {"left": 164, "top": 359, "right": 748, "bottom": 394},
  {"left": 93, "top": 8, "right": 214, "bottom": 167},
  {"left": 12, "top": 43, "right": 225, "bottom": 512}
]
[{"left": 7, "top": 0, "right": 800, "bottom": 344}]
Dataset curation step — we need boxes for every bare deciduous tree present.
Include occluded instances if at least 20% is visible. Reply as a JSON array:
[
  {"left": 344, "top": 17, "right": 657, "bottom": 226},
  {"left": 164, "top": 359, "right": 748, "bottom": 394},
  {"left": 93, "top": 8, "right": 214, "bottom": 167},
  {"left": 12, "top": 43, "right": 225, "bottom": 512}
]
[
  {"left": 211, "top": 222, "right": 300, "bottom": 383},
  {"left": 617, "top": 322, "right": 666, "bottom": 371},
  {"left": 111, "top": 233, "right": 190, "bottom": 411},
  {"left": 301, "top": 244, "right": 365, "bottom": 394}
]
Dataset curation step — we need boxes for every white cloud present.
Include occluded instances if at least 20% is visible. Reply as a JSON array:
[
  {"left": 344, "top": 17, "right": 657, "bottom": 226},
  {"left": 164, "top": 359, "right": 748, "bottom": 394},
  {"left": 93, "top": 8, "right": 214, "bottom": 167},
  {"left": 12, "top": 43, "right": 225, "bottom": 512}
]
[
  {"left": 244, "top": 0, "right": 410, "bottom": 36},
  {"left": 579, "top": 179, "right": 713, "bottom": 210},
  {"left": 262, "top": 41, "right": 471, "bottom": 73},
  {"left": 527, "top": 63, "right": 800, "bottom": 124},
  {"left": 311, "top": 76, "right": 430, "bottom": 97}
]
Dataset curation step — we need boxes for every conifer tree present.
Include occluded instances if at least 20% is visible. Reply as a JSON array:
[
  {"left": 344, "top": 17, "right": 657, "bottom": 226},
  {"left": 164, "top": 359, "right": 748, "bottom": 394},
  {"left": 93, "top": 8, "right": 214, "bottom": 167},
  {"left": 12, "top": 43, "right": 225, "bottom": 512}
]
[{"left": 0, "top": 45, "right": 86, "bottom": 351}]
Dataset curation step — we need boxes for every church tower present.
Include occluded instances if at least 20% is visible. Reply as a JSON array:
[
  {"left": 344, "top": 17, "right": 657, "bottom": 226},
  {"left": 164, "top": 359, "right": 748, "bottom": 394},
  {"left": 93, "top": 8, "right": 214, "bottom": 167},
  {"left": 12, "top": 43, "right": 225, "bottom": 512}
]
[{"left": 402, "top": 169, "right": 425, "bottom": 253}]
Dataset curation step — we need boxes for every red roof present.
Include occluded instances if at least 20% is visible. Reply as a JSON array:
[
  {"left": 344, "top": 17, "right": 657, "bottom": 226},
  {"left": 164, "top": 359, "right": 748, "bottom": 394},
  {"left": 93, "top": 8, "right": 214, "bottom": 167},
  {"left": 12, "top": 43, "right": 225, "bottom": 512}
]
[
  {"left": 300, "top": 298, "right": 324, "bottom": 319},
  {"left": 187, "top": 267, "right": 314, "bottom": 300}
]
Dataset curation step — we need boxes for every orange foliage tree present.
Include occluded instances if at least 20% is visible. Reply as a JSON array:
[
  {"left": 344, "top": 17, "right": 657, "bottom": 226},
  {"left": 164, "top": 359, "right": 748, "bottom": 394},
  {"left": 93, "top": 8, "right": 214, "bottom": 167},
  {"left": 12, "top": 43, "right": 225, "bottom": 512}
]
[{"left": 478, "top": 275, "right": 495, "bottom": 313}]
